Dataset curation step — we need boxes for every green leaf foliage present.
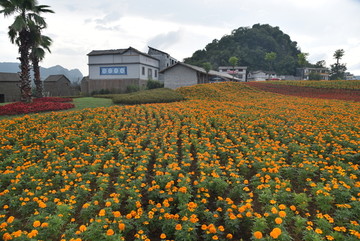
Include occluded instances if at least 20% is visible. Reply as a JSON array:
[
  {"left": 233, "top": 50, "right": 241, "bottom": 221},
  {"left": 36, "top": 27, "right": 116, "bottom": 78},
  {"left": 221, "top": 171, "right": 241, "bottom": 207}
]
[{"left": 184, "top": 24, "right": 302, "bottom": 75}]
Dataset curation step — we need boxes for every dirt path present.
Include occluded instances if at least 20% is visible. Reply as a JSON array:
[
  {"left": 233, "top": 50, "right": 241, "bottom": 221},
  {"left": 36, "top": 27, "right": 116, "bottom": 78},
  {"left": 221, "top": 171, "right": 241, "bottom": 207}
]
[{"left": 245, "top": 82, "right": 360, "bottom": 102}]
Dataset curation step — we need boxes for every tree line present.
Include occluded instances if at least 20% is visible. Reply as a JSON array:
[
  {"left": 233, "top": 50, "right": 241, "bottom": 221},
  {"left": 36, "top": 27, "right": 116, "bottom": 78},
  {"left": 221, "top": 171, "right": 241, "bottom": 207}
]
[
  {"left": 185, "top": 24, "right": 348, "bottom": 80},
  {"left": 0, "top": 0, "right": 54, "bottom": 102}
]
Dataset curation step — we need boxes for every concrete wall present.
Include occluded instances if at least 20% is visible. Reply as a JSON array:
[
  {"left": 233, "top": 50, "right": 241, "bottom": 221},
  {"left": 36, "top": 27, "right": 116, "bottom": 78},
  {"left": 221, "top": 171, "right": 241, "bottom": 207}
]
[
  {"left": 84, "top": 78, "right": 148, "bottom": 94},
  {"left": 44, "top": 78, "right": 74, "bottom": 96},
  {"left": 164, "top": 65, "right": 198, "bottom": 89},
  {"left": 0, "top": 82, "right": 21, "bottom": 102}
]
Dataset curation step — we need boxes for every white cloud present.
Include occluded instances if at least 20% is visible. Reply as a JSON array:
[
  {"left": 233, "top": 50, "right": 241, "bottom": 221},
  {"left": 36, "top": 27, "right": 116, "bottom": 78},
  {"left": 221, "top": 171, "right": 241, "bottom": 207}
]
[{"left": 0, "top": 0, "right": 360, "bottom": 75}]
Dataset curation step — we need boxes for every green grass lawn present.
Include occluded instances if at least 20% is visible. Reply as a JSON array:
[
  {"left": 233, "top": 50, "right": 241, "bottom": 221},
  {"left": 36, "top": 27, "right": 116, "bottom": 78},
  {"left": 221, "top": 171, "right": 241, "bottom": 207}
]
[{"left": 71, "top": 97, "right": 114, "bottom": 111}]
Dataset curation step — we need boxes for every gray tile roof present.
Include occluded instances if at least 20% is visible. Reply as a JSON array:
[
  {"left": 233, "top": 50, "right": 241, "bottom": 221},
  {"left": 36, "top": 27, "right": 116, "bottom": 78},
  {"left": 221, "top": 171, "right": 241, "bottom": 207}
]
[
  {"left": 0, "top": 72, "right": 20, "bottom": 82},
  {"left": 160, "top": 62, "right": 239, "bottom": 80},
  {"left": 44, "top": 75, "right": 70, "bottom": 82},
  {"left": 88, "top": 46, "right": 159, "bottom": 61}
]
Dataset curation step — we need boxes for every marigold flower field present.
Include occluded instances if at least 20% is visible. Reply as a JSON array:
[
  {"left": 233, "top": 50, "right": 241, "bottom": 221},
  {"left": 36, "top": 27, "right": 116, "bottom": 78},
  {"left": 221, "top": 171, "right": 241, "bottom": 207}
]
[{"left": 1, "top": 82, "right": 359, "bottom": 241}]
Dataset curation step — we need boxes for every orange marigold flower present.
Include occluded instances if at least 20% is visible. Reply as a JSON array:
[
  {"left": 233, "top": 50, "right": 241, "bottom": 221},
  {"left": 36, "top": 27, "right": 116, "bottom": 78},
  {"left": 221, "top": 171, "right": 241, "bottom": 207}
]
[
  {"left": 79, "top": 225, "right": 87, "bottom": 232},
  {"left": 41, "top": 222, "right": 49, "bottom": 228},
  {"left": 118, "top": 222, "right": 126, "bottom": 231},
  {"left": 106, "top": 229, "right": 114, "bottom": 236},
  {"left": 278, "top": 204, "right": 286, "bottom": 210},
  {"left": 160, "top": 233, "right": 166, "bottom": 239},
  {"left": 253, "top": 231, "right": 263, "bottom": 239},
  {"left": 226, "top": 233, "right": 233, "bottom": 239},
  {"left": 105, "top": 201, "right": 112, "bottom": 207},
  {"left": 27, "top": 230, "right": 38, "bottom": 238},
  {"left": 275, "top": 217, "right": 283, "bottom": 224},
  {"left": 290, "top": 205, "right": 296, "bottom": 211},
  {"left": 98, "top": 209, "right": 106, "bottom": 216},
  {"left": 7, "top": 216, "right": 14, "bottom": 223},
  {"left": 278, "top": 211, "right": 286, "bottom": 218},
  {"left": 175, "top": 224, "right": 182, "bottom": 230},
  {"left": 270, "top": 227, "right": 282, "bottom": 239},
  {"left": 3, "top": 232, "right": 12, "bottom": 241},
  {"left": 33, "top": 220, "right": 41, "bottom": 228},
  {"left": 113, "top": 211, "right": 121, "bottom": 217}
]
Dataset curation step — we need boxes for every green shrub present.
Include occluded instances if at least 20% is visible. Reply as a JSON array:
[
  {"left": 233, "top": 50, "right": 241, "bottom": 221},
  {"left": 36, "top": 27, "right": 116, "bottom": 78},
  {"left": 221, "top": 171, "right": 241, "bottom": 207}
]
[
  {"left": 91, "top": 89, "right": 111, "bottom": 95},
  {"left": 147, "top": 79, "right": 164, "bottom": 89},
  {"left": 126, "top": 84, "right": 140, "bottom": 93},
  {"left": 112, "top": 88, "right": 185, "bottom": 105}
]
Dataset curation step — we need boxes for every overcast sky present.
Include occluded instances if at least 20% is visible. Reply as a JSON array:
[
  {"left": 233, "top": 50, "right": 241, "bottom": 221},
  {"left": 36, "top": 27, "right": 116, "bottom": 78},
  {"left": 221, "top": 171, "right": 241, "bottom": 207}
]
[{"left": 1, "top": 0, "right": 360, "bottom": 75}]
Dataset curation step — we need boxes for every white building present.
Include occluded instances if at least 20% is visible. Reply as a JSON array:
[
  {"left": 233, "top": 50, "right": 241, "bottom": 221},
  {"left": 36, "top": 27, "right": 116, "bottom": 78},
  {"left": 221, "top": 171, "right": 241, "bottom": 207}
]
[
  {"left": 82, "top": 47, "right": 160, "bottom": 94},
  {"left": 247, "top": 70, "right": 278, "bottom": 81},
  {"left": 218, "top": 66, "right": 247, "bottom": 82}
]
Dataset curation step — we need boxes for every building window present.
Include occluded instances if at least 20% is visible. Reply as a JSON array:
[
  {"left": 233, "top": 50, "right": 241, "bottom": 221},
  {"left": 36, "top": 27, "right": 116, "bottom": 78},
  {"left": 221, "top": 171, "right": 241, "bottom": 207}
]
[
  {"left": 148, "top": 68, "right": 153, "bottom": 79},
  {"left": 142, "top": 67, "right": 145, "bottom": 75},
  {"left": 155, "top": 70, "right": 158, "bottom": 78}
]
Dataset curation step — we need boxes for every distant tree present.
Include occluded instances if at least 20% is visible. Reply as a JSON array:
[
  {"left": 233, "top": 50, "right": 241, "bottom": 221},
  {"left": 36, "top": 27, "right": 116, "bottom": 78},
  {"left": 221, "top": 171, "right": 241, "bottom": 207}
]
[
  {"left": 184, "top": 24, "right": 302, "bottom": 75},
  {"left": 330, "top": 49, "right": 346, "bottom": 80},
  {"left": 264, "top": 52, "right": 277, "bottom": 71},
  {"left": 308, "top": 72, "right": 322, "bottom": 80},
  {"left": 202, "top": 62, "right": 212, "bottom": 83},
  {"left": 0, "top": 0, "right": 54, "bottom": 102},
  {"left": 297, "top": 53, "right": 309, "bottom": 79},
  {"left": 228, "top": 56, "right": 238, "bottom": 81},
  {"left": 333, "top": 49, "right": 345, "bottom": 65},
  {"left": 315, "top": 60, "right": 326, "bottom": 68}
]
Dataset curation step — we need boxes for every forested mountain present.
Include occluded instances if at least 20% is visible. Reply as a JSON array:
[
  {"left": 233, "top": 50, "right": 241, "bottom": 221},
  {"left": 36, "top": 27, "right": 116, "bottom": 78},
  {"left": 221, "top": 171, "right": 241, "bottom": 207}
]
[
  {"left": 184, "top": 24, "right": 303, "bottom": 75},
  {"left": 0, "top": 62, "right": 83, "bottom": 83}
]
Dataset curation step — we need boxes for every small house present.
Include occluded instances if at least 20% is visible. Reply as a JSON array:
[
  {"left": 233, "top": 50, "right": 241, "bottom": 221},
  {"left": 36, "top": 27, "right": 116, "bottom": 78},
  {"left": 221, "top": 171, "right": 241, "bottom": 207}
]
[
  {"left": 43, "top": 75, "right": 73, "bottom": 97},
  {"left": 0, "top": 72, "right": 21, "bottom": 102},
  {"left": 247, "top": 70, "right": 278, "bottom": 81},
  {"left": 160, "top": 62, "right": 237, "bottom": 89}
]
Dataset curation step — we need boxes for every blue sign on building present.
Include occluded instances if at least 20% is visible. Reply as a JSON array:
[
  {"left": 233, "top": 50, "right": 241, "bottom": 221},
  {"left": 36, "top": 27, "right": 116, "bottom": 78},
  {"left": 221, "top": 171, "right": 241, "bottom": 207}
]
[{"left": 100, "top": 66, "right": 127, "bottom": 75}]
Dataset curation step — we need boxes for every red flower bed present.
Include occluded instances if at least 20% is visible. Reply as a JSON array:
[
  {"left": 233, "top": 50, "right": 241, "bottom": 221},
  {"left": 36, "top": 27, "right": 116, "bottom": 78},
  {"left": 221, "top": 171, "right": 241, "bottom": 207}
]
[
  {"left": 245, "top": 82, "right": 360, "bottom": 102},
  {"left": 0, "top": 101, "right": 75, "bottom": 116},
  {"left": 33, "top": 97, "right": 73, "bottom": 102}
]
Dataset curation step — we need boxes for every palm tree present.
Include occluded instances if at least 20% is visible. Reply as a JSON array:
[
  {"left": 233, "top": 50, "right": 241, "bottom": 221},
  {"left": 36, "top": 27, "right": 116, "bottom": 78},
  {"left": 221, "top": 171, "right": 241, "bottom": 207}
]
[
  {"left": 0, "top": 0, "right": 53, "bottom": 102},
  {"left": 202, "top": 62, "right": 212, "bottom": 83},
  {"left": 228, "top": 56, "right": 239, "bottom": 81},
  {"left": 30, "top": 25, "right": 52, "bottom": 98},
  {"left": 333, "top": 49, "right": 344, "bottom": 65}
]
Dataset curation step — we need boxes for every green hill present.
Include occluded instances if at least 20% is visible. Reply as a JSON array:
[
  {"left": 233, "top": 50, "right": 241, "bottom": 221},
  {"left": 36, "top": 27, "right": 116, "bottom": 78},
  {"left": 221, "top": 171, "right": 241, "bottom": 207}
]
[{"left": 184, "top": 24, "right": 302, "bottom": 75}]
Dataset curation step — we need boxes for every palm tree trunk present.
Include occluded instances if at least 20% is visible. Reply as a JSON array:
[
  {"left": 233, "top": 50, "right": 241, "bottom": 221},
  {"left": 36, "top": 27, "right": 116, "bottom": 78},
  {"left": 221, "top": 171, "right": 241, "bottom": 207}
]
[
  {"left": 32, "top": 57, "right": 43, "bottom": 98},
  {"left": 19, "top": 30, "right": 32, "bottom": 103}
]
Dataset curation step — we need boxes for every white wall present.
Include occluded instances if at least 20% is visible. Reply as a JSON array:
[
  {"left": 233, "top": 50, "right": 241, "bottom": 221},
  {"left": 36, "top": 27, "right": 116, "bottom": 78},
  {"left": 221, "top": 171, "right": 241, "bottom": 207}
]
[{"left": 88, "top": 52, "right": 159, "bottom": 81}]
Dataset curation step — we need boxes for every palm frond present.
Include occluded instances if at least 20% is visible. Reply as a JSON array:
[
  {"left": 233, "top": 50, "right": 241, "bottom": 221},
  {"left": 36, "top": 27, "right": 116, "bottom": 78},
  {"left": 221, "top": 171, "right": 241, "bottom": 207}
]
[{"left": 11, "top": 15, "right": 27, "bottom": 31}]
